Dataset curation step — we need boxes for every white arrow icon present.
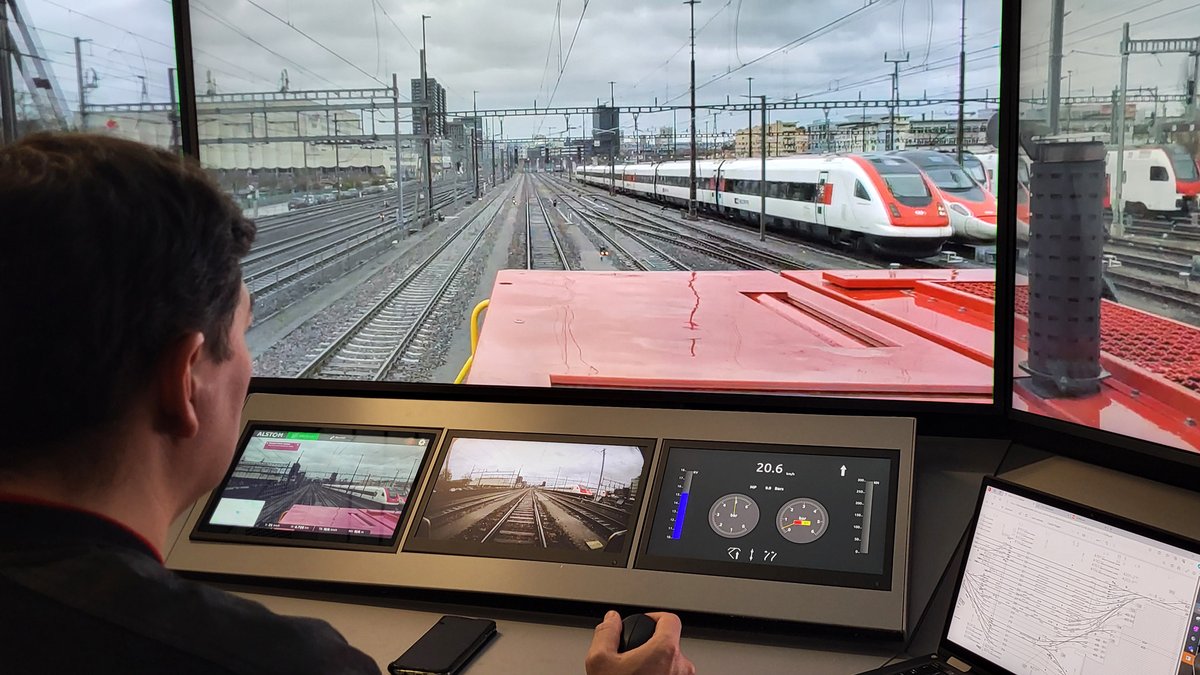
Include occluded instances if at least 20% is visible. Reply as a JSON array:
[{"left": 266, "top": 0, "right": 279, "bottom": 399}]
[
  {"left": 840, "top": 465, "right": 847, "bottom": 477},
  {"left": 727, "top": 547, "right": 741, "bottom": 560}
]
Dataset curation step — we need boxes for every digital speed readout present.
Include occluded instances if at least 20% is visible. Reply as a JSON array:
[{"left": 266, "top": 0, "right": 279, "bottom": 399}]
[{"left": 641, "top": 443, "right": 896, "bottom": 585}]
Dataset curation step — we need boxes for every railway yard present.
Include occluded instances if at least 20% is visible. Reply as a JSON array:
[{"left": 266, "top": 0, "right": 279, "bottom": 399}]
[
  {"left": 246, "top": 169, "right": 1200, "bottom": 388},
  {"left": 419, "top": 486, "right": 632, "bottom": 552}
]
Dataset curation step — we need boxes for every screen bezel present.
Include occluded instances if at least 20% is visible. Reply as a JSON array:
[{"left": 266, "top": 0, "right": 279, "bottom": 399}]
[
  {"left": 191, "top": 422, "right": 440, "bottom": 552},
  {"left": 403, "top": 429, "right": 656, "bottom": 567},
  {"left": 942, "top": 476, "right": 1200, "bottom": 672},
  {"left": 633, "top": 439, "right": 901, "bottom": 591}
]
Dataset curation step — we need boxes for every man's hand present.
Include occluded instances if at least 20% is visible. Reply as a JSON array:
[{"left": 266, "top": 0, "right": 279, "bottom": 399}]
[{"left": 585, "top": 611, "right": 696, "bottom": 675}]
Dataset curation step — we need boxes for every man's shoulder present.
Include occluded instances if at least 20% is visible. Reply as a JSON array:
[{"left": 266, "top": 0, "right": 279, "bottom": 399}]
[{"left": 1, "top": 543, "right": 380, "bottom": 675}]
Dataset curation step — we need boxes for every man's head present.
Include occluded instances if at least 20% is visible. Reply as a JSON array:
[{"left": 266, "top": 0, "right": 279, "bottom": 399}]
[{"left": 0, "top": 133, "right": 256, "bottom": 498}]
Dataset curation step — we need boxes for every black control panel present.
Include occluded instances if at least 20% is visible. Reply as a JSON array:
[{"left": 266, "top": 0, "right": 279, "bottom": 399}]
[{"left": 637, "top": 441, "right": 899, "bottom": 590}]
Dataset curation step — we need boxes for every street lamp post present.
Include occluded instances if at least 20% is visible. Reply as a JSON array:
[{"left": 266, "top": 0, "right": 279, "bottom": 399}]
[{"left": 685, "top": 0, "right": 700, "bottom": 220}]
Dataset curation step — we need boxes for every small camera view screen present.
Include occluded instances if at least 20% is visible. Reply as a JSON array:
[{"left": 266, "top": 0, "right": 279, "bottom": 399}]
[
  {"left": 640, "top": 443, "right": 898, "bottom": 589},
  {"left": 197, "top": 427, "right": 434, "bottom": 546},
  {"left": 406, "top": 434, "right": 651, "bottom": 566}
]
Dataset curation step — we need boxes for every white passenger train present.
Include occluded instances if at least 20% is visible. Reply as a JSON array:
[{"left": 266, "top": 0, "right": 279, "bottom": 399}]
[
  {"left": 324, "top": 483, "right": 405, "bottom": 508},
  {"left": 576, "top": 154, "right": 952, "bottom": 259},
  {"left": 1106, "top": 144, "right": 1200, "bottom": 216}
]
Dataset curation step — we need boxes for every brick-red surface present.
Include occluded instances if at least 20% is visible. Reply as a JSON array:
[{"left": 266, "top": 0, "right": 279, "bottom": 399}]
[{"left": 948, "top": 281, "right": 1200, "bottom": 394}]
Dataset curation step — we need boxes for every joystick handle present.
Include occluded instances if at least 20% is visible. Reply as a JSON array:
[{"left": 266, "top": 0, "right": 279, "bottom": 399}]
[{"left": 618, "top": 613, "right": 656, "bottom": 653}]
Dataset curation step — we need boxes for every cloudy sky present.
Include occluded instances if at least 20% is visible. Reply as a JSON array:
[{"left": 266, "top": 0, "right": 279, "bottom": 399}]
[
  {"left": 13, "top": 0, "right": 1199, "bottom": 140},
  {"left": 242, "top": 436, "right": 427, "bottom": 481},
  {"left": 442, "top": 437, "right": 644, "bottom": 487}
]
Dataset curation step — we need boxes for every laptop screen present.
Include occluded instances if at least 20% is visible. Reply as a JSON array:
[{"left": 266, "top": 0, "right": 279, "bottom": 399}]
[{"left": 945, "top": 481, "right": 1200, "bottom": 675}]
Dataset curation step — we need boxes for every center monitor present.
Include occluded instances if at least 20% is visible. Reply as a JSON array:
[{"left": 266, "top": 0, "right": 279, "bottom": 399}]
[
  {"left": 636, "top": 440, "right": 900, "bottom": 590},
  {"left": 192, "top": 424, "right": 437, "bottom": 550},
  {"left": 404, "top": 431, "right": 655, "bottom": 567}
]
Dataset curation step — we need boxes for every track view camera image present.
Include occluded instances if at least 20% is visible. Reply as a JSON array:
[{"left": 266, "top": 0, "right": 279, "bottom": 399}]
[
  {"left": 197, "top": 427, "right": 434, "bottom": 546},
  {"left": 407, "top": 434, "right": 650, "bottom": 566}
]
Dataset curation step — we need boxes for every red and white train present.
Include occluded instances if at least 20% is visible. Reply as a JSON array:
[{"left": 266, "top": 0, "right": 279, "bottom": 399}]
[
  {"left": 324, "top": 483, "right": 406, "bottom": 507},
  {"left": 576, "top": 154, "right": 951, "bottom": 259},
  {"left": 1105, "top": 144, "right": 1200, "bottom": 216},
  {"left": 975, "top": 151, "right": 1032, "bottom": 240},
  {"left": 893, "top": 150, "right": 998, "bottom": 242}
]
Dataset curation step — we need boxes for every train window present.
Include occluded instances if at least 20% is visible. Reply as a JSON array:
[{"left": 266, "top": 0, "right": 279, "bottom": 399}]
[
  {"left": 881, "top": 175, "right": 931, "bottom": 206},
  {"left": 1016, "top": 0, "right": 1200, "bottom": 455},
  {"left": 854, "top": 181, "right": 871, "bottom": 201},
  {"left": 2, "top": 0, "right": 178, "bottom": 151},
  {"left": 405, "top": 431, "right": 655, "bottom": 567},
  {"left": 179, "top": 0, "right": 1001, "bottom": 408}
]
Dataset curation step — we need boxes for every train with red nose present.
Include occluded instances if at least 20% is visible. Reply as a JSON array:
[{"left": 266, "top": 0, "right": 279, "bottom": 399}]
[
  {"left": 892, "top": 150, "right": 998, "bottom": 242},
  {"left": 324, "top": 483, "right": 406, "bottom": 508},
  {"left": 577, "top": 153, "right": 952, "bottom": 259}
]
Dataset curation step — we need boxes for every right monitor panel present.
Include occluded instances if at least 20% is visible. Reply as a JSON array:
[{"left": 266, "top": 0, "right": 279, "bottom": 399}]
[{"left": 637, "top": 440, "right": 899, "bottom": 591}]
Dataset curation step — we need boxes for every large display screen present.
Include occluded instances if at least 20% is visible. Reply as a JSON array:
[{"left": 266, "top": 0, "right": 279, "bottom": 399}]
[
  {"left": 193, "top": 425, "right": 436, "bottom": 549},
  {"left": 637, "top": 441, "right": 899, "bottom": 589},
  {"left": 405, "top": 432, "right": 653, "bottom": 567}
]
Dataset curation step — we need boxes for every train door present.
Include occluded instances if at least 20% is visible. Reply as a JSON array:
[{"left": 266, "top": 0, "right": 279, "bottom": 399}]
[
  {"left": 715, "top": 159, "right": 728, "bottom": 213},
  {"left": 816, "top": 170, "right": 830, "bottom": 226}
]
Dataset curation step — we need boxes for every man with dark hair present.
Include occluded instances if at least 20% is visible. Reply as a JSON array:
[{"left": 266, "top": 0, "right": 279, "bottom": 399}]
[{"left": 0, "top": 134, "right": 694, "bottom": 675}]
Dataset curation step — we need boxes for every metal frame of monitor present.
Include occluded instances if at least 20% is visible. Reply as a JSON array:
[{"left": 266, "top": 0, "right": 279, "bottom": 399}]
[
  {"left": 166, "top": 393, "right": 916, "bottom": 633},
  {"left": 191, "top": 423, "right": 442, "bottom": 553},
  {"left": 402, "top": 429, "right": 657, "bottom": 568}
]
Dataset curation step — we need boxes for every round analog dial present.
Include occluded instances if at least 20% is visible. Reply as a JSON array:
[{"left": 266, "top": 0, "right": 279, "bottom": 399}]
[
  {"left": 708, "top": 493, "right": 760, "bottom": 539},
  {"left": 776, "top": 498, "right": 829, "bottom": 544}
]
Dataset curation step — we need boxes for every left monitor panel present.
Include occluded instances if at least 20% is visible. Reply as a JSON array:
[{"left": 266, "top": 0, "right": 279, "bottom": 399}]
[{"left": 192, "top": 424, "right": 439, "bottom": 551}]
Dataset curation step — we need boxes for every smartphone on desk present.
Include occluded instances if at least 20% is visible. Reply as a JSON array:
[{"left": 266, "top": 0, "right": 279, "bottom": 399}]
[{"left": 388, "top": 616, "right": 497, "bottom": 675}]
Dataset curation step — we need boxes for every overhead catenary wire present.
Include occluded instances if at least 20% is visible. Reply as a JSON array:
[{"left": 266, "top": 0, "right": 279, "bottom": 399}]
[
  {"left": 535, "top": 0, "right": 591, "bottom": 136},
  {"left": 242, "top": 0, "right": 390, "bottom": 87},
  {"left": 663, "top": 0, "right": 897, "bottom": 103},
  {"left": 191, "top": 1, "right": 341, "bottom": 89},
  {"left": 625, "top": 0, "right": 732, "bottom": 95}
]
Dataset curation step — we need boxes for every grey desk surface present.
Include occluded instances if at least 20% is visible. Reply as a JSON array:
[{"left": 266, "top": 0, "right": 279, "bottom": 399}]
[{"left": 238, "top": 591, "right": 893, "bottom": 674}]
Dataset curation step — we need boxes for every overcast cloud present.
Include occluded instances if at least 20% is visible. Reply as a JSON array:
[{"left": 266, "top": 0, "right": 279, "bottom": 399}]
[
  {"left": 443, "top": 437, "right": 644, "bottom": 486},
  {"left": 243, "top": 437, "right": 426, "bottom": 481},
  {"left": 15, "top": 0, "right": 1200, "bottom": 140}
]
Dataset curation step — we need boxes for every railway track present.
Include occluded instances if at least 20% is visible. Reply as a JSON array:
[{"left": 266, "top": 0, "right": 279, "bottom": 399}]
[
  {"left": 540, "top": 491, "right": 628, "bottom": 537},
  {"left": 547, "top": 179, "right": 816, "bottom": 272},
  {"left": 557, "top": 193, "right": 690, "bottom": 271},
  {"left": 480, "top": 489, "right": 547, "bottom": 547},
  {"left": 1108, "top": 267, "right": 1200, "bottom": 310},
  {"left": 1105, "top": 244, "right": 1194, "bottom": 276},
  {"left": 427, "top": 490, "right": 520, "bottom": 525},
  {"left": 245, "top": 187, "right": 465, "bottom": 302},
  {"left": 294, "top": 183, "right": 512, "bottom": 380},
  {"left": 526, "top": 180, "right": 571, "bottom": 270}
]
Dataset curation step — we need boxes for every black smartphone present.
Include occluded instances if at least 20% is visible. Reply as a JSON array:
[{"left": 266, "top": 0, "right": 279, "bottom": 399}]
[{"left": 388, "top": 616, "right": 498, "bottom": 675}]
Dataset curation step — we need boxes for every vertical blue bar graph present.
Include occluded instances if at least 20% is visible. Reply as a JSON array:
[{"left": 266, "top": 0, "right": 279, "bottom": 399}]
[{"left": 670, "top": 470, "right": 696, "bottom": 540}]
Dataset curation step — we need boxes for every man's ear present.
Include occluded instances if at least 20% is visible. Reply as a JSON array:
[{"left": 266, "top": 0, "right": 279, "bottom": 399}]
[{"left": 156, "top": 332, "right": 206, "bottom": 439}]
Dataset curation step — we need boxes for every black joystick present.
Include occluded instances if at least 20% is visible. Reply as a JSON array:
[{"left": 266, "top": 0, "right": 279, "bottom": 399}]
[{"left": 618, "top": 613, "right": 656, "bottom": 653}]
